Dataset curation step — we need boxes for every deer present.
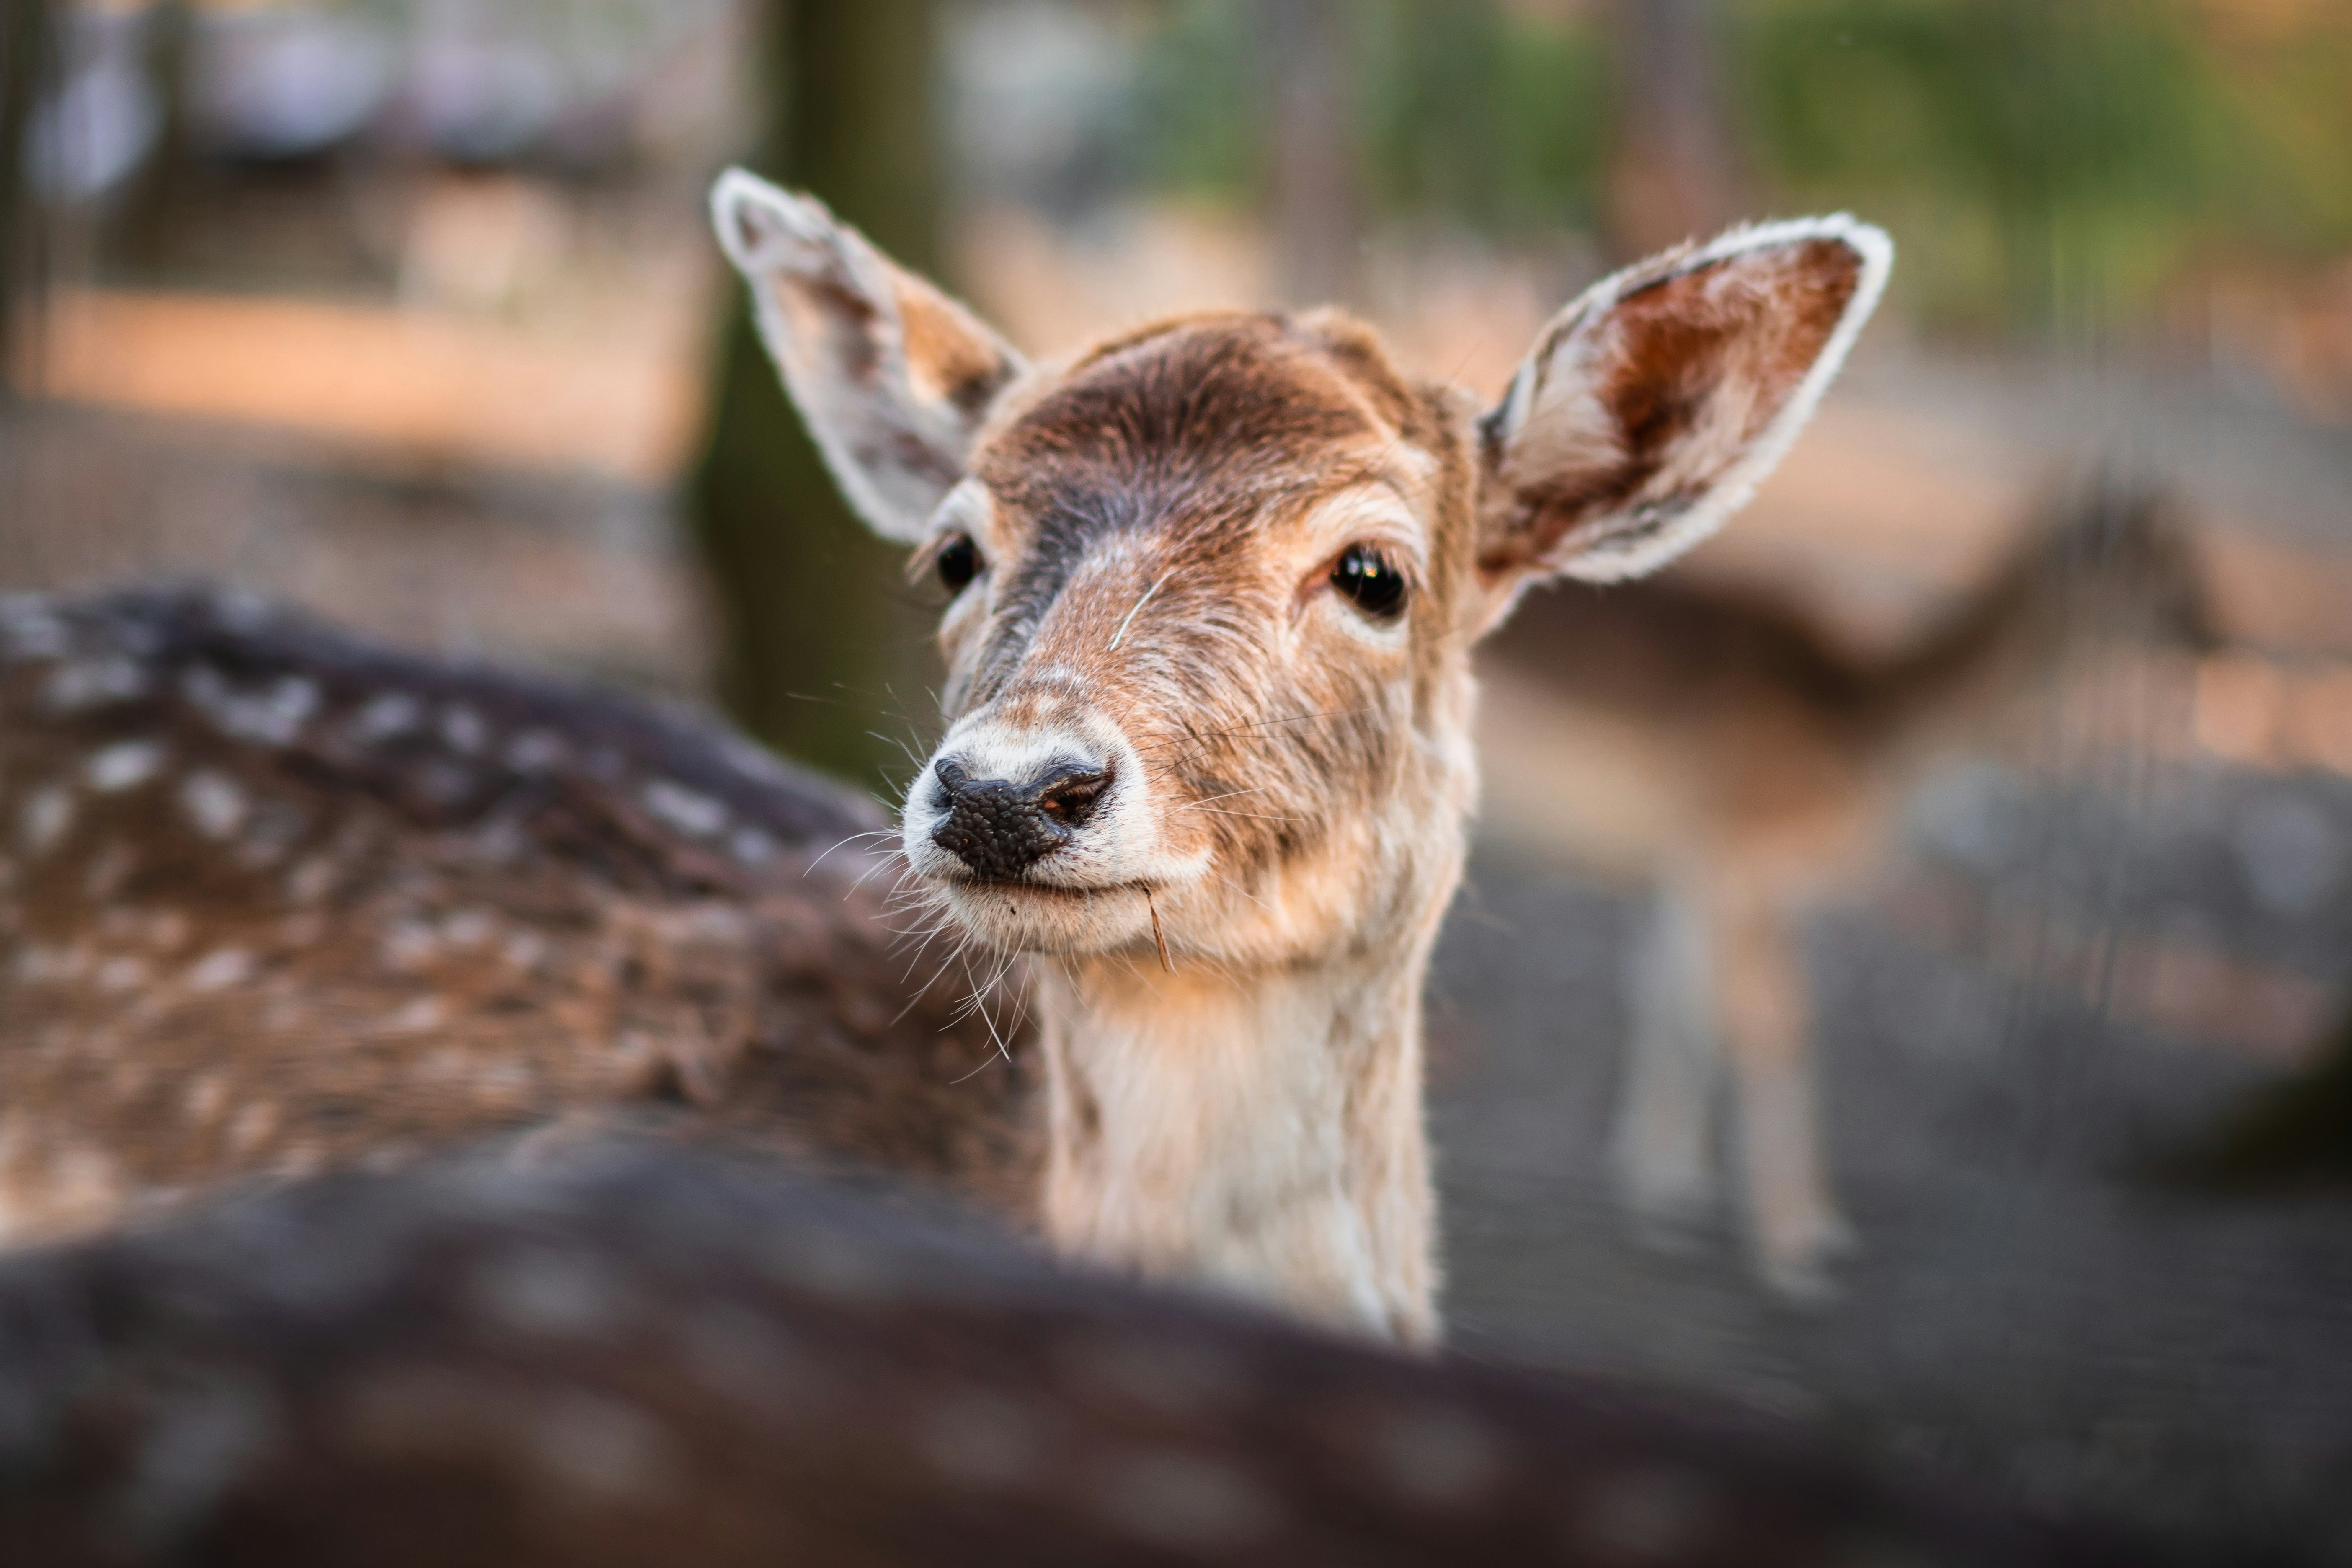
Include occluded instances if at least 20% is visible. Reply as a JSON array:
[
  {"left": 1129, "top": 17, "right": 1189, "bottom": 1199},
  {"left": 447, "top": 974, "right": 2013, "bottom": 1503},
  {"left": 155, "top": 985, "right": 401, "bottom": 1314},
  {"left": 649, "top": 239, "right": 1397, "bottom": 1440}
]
[
  {"left": 0, "top": 586, "right": 1042, "bottom": 1249},
  {"left": 705, "top": 168, "right": 1889, "bottom": 1346},
  {"left": 0, "top": 1137, "right": 2141, "bottom": 1567},
  {"left": 0, "top": 178, "right": 1889, "bottom": 1351},
  {"left": 1478, "top": 480, "right": 2217, "bottom": 1297}
]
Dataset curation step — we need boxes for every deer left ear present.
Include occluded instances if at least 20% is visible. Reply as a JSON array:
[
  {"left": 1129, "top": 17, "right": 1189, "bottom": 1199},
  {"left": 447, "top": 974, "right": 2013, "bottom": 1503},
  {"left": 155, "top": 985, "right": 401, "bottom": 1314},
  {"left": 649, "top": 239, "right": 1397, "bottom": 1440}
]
[
  {"left": 710, "top": 169, "right": 1028, "bottom": 544},
  {"left": 1474, "top": 215, "right": 1890, "bottom": 610}
]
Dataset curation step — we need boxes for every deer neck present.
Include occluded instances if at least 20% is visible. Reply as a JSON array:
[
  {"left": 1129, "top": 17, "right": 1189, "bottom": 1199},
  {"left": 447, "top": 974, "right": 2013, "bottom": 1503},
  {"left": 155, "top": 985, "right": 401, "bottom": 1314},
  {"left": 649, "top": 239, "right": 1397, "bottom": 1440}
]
[{"left": 1033, "top": 922, "right": 1442, "bottom": 1347}]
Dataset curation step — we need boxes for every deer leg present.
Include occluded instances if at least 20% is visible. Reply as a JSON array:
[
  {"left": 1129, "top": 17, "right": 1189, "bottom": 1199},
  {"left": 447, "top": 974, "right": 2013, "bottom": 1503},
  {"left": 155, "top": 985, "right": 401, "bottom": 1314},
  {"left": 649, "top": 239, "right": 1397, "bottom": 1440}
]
[
  {"left": 1709, "top": 885, "right": 1853, "bottom": 1301},
  {"left": 1608, "top": 878, "right": 1719, "bottom": 1248}
]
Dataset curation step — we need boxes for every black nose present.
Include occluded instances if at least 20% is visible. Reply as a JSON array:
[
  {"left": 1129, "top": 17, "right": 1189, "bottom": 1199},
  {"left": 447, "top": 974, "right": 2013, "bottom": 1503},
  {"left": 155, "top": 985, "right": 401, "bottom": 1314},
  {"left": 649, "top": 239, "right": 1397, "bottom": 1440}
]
[{"left": 929, "top": 759, "right": 1112, "bottom": 881}]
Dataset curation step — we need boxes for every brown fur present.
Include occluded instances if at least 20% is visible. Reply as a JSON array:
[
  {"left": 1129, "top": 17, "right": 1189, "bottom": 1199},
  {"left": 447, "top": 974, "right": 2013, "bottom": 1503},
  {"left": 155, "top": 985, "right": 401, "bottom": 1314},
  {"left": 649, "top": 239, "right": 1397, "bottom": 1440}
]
[
  {"left": 0, "top": 1144, "right": 2132, "bottom": 1566},
  {"left": 705, "top": 179, "right": 1890, "bottom": 1341},
  {"left": 1479, "top": 231, "right": 1875, "bottom": 585},
  {"left": 706, "top": 175, "right": 1888, "bottom": 1339},
  {"left": 958, "top": 311, "right": 1474, "bottom": 893},
  {"left": 0, "top": 589, "right": 1040, "bottom": 1246}
]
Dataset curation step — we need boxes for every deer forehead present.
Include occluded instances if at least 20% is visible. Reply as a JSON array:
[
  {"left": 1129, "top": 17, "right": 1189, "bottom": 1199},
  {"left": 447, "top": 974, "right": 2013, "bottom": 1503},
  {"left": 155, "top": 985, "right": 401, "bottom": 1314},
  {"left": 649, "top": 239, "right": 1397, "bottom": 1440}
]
[{"left": 964, "top": 314, "right": 1457, "bottom": 577}]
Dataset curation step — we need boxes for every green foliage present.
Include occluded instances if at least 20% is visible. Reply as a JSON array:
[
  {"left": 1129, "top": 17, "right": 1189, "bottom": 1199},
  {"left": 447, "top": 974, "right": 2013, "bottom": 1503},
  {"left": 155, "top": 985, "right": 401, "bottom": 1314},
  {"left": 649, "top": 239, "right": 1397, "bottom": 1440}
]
[
  {"left": 1123, "top": 0, "right": 1611, "bottom": 236},
  {"left": 1734, "top": 0, "right": 2250, "bottom": 334},
  {"left": 2199, "top": 16, "right": 2352, "bottom": 263},
  {"left": 1126, "top": 0, "right": 1263, "bottom": 199},
  {"left": 1122, "top": 0, "right": 2352, "bottom": 339},
  {"left": 1356, "top": 0, "right": 1611, "bottom": 236}
]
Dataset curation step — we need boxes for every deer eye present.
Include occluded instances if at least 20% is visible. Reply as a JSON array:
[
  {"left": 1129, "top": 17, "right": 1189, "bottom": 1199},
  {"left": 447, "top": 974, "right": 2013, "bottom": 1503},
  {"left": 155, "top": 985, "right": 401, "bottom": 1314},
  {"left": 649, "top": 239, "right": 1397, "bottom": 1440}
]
[
  {"left": 935, "top": 532, "right": 981, "bottom": 594},
  {"left": 1330, "top": 544, "right": 1408, "bottom": 622}
]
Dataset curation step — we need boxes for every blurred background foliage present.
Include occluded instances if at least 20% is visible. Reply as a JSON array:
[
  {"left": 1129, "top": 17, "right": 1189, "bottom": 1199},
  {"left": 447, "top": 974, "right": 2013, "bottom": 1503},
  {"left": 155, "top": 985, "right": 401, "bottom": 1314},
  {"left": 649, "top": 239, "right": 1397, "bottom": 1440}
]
[
  {"left": 1118, "top": 0, "right": 2352, "bottom": 336},
  {"left": 1129, "top": 0, "right": 1613, "bottom": 239},
  {"left": 1735, "top": 0, "right": 2352, "bottom": 335}
]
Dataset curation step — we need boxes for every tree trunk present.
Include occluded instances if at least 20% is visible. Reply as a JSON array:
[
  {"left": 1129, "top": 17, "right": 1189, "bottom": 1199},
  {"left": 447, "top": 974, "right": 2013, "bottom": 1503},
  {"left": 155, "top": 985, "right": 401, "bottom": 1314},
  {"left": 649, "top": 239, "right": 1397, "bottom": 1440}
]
[
  {"left": 1603, "top": 0, "right": 1738, "bottom": 258},
  {"left": 687, "top": 0, "right": 943, "bottom": 798},
  {"left": 1266, "top": 0, "right": 1361, "bottom": 308},
  {"left": 111, "top": 0, "right": 198, "bottom": 278},
  {"left": 0, "top": 0, "right": 59, "bottom": 393}
]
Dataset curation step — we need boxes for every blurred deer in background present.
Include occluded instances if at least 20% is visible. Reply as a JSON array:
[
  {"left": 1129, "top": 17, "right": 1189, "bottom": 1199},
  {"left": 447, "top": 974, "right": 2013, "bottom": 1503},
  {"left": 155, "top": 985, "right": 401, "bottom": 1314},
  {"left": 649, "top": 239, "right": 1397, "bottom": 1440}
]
[
  {"left": 708, "top": 170, "right": 1887, "bottom": 1343},
  {"left": 1482, "top": 481, "right": 2218, "bottom": 1297},
  {"left": 0, "top": 588, "right": 1041, "bottom": 1247},
  {"left": 0, "top": 180, "right": 1888, "bottom": 1348},
  {"left": 0, "top": 1141, "right": 2138, "bottom": 1567}
]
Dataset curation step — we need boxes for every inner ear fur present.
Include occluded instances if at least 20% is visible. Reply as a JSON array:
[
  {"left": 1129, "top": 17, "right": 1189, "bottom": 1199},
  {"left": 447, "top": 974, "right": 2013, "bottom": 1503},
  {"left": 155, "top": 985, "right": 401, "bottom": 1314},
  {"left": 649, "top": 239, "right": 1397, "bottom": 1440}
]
[
  {"left": 710, "top": 169, "right": 1027, "bottom": 544},
  {"left": 1476, "top": 215, "right": 1891, "bottom": 592}
]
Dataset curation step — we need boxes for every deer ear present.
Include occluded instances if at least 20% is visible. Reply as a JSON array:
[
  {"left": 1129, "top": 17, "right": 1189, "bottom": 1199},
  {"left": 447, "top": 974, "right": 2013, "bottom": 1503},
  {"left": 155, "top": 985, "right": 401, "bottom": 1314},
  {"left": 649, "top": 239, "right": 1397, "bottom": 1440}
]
[
  {"left": 1474, "top": 215, "right": 1890, "bottom": 600},
  {"left": 710, "top": 169, "right": 1027, "bottom": 544}
]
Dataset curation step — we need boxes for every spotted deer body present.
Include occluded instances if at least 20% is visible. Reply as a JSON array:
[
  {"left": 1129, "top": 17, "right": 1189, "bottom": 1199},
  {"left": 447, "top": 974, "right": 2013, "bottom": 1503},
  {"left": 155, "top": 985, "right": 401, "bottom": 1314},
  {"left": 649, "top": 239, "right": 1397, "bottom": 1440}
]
[
  {"left": 0, "top": 589, "right": 1040, "bottom": 1246},
  {"left": 1480, "top": 485, "right": 2215, "bottom": 1296},
  {"left": 711, "top": 172, "right": 1890, "bottom": 1342},
  {"left": 0, "top": 1143, "right": 2135, "bottom": 1567}
]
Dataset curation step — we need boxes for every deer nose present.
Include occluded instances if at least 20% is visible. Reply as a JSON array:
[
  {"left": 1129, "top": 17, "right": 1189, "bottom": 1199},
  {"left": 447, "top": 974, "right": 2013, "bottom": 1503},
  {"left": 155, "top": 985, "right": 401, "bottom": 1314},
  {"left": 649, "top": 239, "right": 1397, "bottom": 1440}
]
[{"left": 929, "top": 759, "right": 1112, "bottom": 881}]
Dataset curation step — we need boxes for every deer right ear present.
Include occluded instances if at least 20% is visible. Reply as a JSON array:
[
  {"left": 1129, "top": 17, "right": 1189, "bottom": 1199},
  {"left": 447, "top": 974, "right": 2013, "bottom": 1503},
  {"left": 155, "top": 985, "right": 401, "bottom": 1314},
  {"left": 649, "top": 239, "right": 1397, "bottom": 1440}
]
[
  {"left": 1473, "top": 215, "right": 1890, "bottom": 617},
  {"left": 711, "top": 169, "right": 1027, "bottom": 544}
]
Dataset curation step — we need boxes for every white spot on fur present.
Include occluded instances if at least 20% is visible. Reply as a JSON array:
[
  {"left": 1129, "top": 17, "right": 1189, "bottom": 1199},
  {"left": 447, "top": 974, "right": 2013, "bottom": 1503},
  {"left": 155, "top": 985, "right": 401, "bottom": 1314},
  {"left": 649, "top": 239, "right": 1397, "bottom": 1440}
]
[
  {"left": 97, "top": 955, "right": 149, "bottom": 992},
  {"left": 921, "top": 1392, "right": 1045, "bottom": 1488},
  {"left": 182, "top": 1073, "right": 230, "bottom": 1123},
  {"left": 757, "top": 1230, "right": 898, "bottom": 1302},
  {"left": 179, "top": 772, "right": 248, "bottom": 840},
  {"left": 644, "top": 780, "right": 727, "bottom": 838},
  {"left": 44, "top": 656, "right": 150, "bottom": 712},
  {"left": 186, "top": 949, "right": 255, "bottom": 992},
  {"left": 350, "top": 691, "right": 421, "bottom": 744},
  {"left": 186, "top": 669, "right": 318, "bottom": 746},
  {"left": 443, "top": 909, "right": 493, "bottom": 947},
  {"left": 1369, "top": 1407, "right": 1506, "bottom": 1507},
  {"left": 386, "top": 996, "right": 444, "bottom": 1032},
  {"left": 88, "top": 739, "right": 165, "bottom": 793},
  {"left": 440, "top": 703, "right": 488, "bottom": 754},
  {"left": 227, "top": 1101, "right": 279, "bottom": 1152},
  {"left": 45, "top": 1144, "right": 120, "bottom": 1212},
  {"left": 729, "top": 827, "right": 776, "bottom": 865},
  {"left": 18, "top": 785, "right": 74, "bottom": 855},
  {"left": 380, "top": 921, "right": 439, "bottom": 971},
  {"left": 1576, "top": 1467, "right": 1716, "bottom": 1559},
  {"left": 0, "top": 597, "right": 67, "bottom": 660},
  {"left": 505, "top": 728, "right": 566, "bottom": 772},
  {"left": 1093, "top": 1451, "right": 1276, "bottom": 1550},
  {"left": 146, "top": 909, "right": 191, "bottom": 951},
  {"left": 10, "top": 943, "right": 73, "bottom": 984},
  {"left": 117, "top": 1378, "right": 280, "bottom": 1547},
  {"left": 209, "top": 587, "right": 273, "bottom": 632},
  {"left": 284, "top": 855, "right": 338, "bottom": 905},
  {"left": 473, "top": 1248, "right": 626, "bottom": 1340},
  {"left": 527, "top": 1395, "right": 677, "bottom": 1507},
  {"left": 411, "top": 759, "right": 476, "bottom": 804}
]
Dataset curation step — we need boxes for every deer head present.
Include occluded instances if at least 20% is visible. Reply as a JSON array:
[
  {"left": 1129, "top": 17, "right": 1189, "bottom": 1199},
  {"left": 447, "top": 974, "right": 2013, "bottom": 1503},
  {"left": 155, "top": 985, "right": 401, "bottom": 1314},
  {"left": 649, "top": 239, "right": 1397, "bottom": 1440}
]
[{"left": 713, "top": 170, "right": 1889, "bottom": 1343}]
